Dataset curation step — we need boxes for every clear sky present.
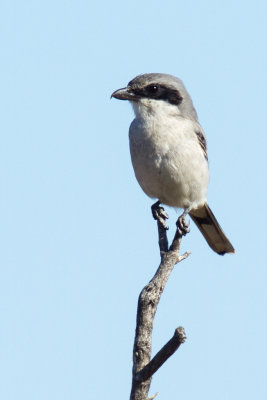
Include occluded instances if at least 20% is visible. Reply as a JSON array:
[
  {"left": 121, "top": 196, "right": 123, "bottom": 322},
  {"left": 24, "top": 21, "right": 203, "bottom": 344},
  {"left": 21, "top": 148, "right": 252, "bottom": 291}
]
[{"left": 0, "top": 1, "right": 266, "bottom": 399}]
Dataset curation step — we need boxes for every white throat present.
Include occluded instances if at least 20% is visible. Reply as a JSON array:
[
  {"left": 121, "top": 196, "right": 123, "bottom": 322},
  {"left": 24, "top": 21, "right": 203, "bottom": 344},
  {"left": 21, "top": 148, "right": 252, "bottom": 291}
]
[{"left": 131, "top": 98, "right": 182, "bottom": 121}]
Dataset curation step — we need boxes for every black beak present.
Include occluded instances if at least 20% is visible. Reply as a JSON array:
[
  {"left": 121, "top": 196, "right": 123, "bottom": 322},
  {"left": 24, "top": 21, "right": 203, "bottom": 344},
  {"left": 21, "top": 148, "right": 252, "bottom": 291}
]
[{"left": 111, "top": 86, "right": 137, "bottom": 101}]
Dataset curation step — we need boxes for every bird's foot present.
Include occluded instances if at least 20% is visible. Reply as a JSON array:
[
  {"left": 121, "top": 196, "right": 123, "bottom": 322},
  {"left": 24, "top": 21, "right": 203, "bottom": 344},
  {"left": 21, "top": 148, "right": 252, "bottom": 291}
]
[
  {"left": 151, "top": 201, "right": 169, "bottom": 230},
  {"left": 176, "top": 213, "right": 190, "bottom": 236}
]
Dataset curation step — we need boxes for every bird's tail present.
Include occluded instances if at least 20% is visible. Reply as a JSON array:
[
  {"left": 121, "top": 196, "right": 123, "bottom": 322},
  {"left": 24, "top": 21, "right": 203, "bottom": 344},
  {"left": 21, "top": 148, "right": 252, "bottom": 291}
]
[{"left": 189, "top": 203, "right": 235, "bottom": 255}]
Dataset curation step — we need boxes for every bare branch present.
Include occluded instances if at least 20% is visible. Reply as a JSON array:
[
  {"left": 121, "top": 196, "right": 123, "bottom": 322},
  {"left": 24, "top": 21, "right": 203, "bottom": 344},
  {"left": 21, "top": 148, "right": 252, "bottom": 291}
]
[
  {"left": 136, "top": 327, "right": 187, "bottom": 382},
  {"left": 130, "top": 205, "right": 190, "bottom": 400}
]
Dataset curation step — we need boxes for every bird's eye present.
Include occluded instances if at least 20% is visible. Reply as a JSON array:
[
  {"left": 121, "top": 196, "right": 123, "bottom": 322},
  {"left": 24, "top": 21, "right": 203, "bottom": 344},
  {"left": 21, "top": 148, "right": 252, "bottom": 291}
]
[{"left": 147, "top": 85, "right": 158, "bottom": 93}]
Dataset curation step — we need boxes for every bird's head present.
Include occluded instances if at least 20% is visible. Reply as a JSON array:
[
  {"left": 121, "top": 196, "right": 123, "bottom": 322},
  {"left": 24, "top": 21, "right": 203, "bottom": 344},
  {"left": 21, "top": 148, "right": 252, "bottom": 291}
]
[{"left": 111, "top": 73, "right": 198, "bottom": 120}]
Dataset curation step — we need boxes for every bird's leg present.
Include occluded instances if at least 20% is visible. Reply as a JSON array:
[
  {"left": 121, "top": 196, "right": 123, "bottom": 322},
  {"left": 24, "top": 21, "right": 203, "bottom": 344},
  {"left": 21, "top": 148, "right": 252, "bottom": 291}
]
[
  {"left": 176, "top": 208, "right": 190, "bottom": 236},
  {"left": 151, "top": 200, "right": 169, "bottom": 230}
]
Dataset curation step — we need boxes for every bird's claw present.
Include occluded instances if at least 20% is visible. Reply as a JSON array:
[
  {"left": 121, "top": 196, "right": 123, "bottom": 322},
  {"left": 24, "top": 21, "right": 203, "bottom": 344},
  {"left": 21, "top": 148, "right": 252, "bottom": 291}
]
[
  {"left": 151, "top": 202, "right": 169, "bottom": 230},
  {"left": 176, "top": 214, "right": 190, "bottom": 236}
]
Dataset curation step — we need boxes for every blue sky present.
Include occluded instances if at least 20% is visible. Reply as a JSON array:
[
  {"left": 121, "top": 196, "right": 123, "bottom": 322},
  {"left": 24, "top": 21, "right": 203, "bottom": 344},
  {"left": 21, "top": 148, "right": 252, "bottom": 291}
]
[{"left": 0, "top": 1, "right": 266, "bottom": 399}]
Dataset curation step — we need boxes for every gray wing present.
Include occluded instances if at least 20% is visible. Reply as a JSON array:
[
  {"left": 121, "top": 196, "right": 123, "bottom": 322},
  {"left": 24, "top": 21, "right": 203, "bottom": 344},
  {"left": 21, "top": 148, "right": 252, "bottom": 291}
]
[{"left": 195, "top": 129, "right": 208, "bottom": 161}]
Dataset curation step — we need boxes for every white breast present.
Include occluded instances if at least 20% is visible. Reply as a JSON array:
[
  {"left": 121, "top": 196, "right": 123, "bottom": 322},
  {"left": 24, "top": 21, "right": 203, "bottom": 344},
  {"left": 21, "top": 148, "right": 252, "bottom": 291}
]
[{"left": 129, "top": 100, "right": 209, "bottom": 210}]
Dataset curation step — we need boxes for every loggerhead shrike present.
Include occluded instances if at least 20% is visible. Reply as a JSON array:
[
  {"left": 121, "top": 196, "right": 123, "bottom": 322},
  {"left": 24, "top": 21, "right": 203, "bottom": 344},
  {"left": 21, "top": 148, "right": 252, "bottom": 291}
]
[{"left": 111, "top": 73, "right": 234, "bottom": 255}]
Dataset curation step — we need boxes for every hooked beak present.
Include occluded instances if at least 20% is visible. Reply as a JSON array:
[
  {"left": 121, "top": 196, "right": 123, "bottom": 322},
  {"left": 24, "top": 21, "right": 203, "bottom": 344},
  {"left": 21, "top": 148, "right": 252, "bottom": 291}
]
[{"left": 111, "top": 86, "right": 137, "bottom": 101}]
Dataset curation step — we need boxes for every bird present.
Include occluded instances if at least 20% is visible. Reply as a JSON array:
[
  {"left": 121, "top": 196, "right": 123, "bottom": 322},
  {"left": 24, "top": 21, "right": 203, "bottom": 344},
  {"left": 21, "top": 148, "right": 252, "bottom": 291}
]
[{"left": 111, "top": 73, "right": 234, "bottom": 255}]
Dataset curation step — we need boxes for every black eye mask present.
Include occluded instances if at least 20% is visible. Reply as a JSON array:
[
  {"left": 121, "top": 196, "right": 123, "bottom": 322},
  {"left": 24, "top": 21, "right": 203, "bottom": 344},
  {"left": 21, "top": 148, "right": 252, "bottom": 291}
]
[{"left": 131, "top": 83, "right": 183, "bottom": 106}]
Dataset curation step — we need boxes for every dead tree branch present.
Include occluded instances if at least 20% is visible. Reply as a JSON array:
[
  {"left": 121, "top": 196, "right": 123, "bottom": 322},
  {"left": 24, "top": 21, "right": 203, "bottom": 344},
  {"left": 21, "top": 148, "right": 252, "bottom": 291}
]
[{"left": 130, "top": 204, "right": 190, "bottom": 400}]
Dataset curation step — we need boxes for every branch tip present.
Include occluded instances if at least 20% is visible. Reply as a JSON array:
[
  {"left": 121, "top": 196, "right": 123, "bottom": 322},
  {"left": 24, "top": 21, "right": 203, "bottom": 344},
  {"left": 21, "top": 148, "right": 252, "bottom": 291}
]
[
  {"left": 174, "top": 326, "right": 187, "bottom": 343},
  {"left": 178, "top": 251, "right": 191, "bottom": 262},
  {"left": 147, "top": 393, "right": 158, "bottom": 400}
]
